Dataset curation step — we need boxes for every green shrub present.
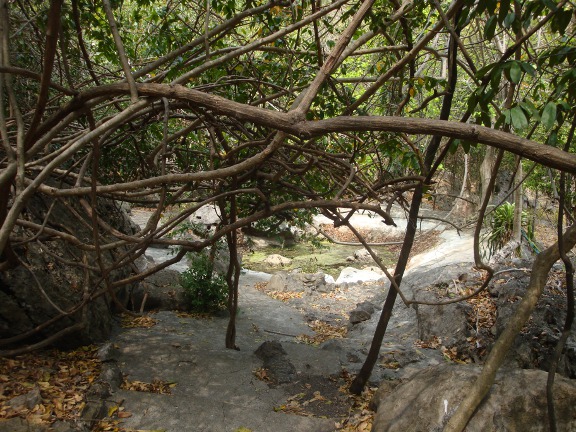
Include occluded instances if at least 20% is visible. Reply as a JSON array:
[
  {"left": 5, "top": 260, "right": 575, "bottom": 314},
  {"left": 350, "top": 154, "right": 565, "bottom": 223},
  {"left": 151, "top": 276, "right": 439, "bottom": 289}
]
[
  {"left": 180, "top": 253, "right": 228, "bottom": 313},
  {"left": 482, "top": 202, "right": 529, "bottom": 259}
]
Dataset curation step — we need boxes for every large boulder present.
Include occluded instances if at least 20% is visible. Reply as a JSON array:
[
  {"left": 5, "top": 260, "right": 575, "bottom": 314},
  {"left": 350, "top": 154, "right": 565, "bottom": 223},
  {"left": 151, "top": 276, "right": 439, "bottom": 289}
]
[
  {"left": 412, "top": 287, "right": 471, "bottom": 347},
  {"left": 335, "top": 267, "right": 384, "bottom": 285},
  {"left": 0, "top": 192, "right": 138, "bottom": 348},
  {"left": 129, "top": 268, "right": 187, "bottom": 311},
  {"left": 489, "top": 264, "right": 576, "bottom": 378},
  {"left": 267, "top": 271, "right": 333, "bottom": 294},
  {"left": 189, "top": 204, "right": 222, "bottom": 229},
  {"left": 372, "top": 364, "right": 576, "bottom": 432}
]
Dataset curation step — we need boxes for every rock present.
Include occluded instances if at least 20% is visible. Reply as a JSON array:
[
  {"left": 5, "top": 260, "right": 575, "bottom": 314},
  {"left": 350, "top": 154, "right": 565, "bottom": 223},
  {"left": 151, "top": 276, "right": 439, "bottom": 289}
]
[
  {"left": 97, "top": 342, "right": 120, "bottom": 362},
  {"left": 349, "top": 301, "right": 378, "bottom": 325},
  {"left": 254, "top": 341, "right": 296, "bottom": 384},
  {"left": 335, "top": 267, "right": 384, "bottom": 285},
  {"left": 413, "top": 293, "right": 470, "bottom": 347},
  {"left": 267, "top": 271, "right": 332, "bottom": 294},
  {"left": 354, "top": 249, "right": 378, "bottom": 261},
  {"left": 362, "top": 266, "right": 386, "bottom": 275},
  {"left": 369, "top": 379, "right": 403, "bottom": 411},
  {"left": 267, "top": 272, "right": 292, "bottom": 292},
  {"left": 349, "top": 309, "right": 371, "bottom": 324},
  {"left": 86, "top": 381, "right": 111, "bottom": 399},
  {"left": 81, "top": 400, "right": 108, "bottom": 427},
  {"left": 0, "top": 191, "right": 136, "bottom": 347},
  {"left": 190, "top": 204, "right": 221, "bottom": 228},
  {"left": 0, "top": 418, "right": 47, "bottom": 432},
  {"left": 243, "top": 225, "right": 296, "bottom": 248},
  {"left": 321, "top": 340, "right": 343, "bottom": 352},
  {"left": 263, "top": 254, "right": 292, "bottom": 266},
  {"left": 99, "top": 362, "right": 124, "bottom": 391},
  {"left": 324, "top": 274, "right": 336, "bottom": 285},
  {"left": 346, "top": 250, "right": 380, "bottom": 263},
  {"left": 130, "top": 269, "right": 187, "bottom": 311},
  {"left": 490, "top": 268, "right": 576, "bottom": 377},
  {"left": 489, "top": 240, "right": 534, "bottom": 266},
  {"left": 7, "top": 386, "right": 41, "bottom": 411},
  {"left": 356, "top": 301, "right": 375, "bottom": 314},
  {"left": 372, "top": 364, "right": 576, "bottom": 432},
  {"left": 378, "top": 347, "right": 426, "bottom": 369},
  {"left": 404, "top": 265, "right": 474, "bottom": 347},
  {"left": 301, "top": 272, "right": 331, "bottom": 294},
  {"left": 255, "top": 340, "right": 287, "bottom": 359}
]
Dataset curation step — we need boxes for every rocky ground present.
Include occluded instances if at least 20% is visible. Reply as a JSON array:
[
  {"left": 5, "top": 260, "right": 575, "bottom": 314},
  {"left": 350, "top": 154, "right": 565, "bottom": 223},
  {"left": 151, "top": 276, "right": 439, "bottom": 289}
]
[{"left": 1, "top": 207, "right": 575, "bottom": 431}]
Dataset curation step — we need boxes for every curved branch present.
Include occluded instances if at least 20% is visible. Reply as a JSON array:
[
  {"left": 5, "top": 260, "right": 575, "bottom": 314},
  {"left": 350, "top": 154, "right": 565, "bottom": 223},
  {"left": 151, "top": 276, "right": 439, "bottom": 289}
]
[{"left": 63, "top": 82, "right": 576, "bottom": 175}]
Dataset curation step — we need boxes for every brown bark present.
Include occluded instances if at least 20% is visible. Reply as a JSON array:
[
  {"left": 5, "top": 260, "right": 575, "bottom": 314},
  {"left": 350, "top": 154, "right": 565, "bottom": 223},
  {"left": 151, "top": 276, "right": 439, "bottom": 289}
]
[{"left": 51, "top": 82, "right": 576, "bottom": 175}]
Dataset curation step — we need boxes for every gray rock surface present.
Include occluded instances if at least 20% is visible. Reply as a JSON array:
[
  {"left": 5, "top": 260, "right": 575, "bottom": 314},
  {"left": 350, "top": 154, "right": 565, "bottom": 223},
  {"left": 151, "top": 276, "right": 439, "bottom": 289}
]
[
  {"left": 101, "top": 284, "right": 337, "bottom": 432},
  {"left": 0, "top": 192, "right": 136, "bottom": 347},
  {"left": 349, "top": 309, "right": 371, "bottom": 324},
  {"left": 372, "top": 364, "right": 576, "bottom": 432},
  {"left": 335, "top": 267, "right": 385, "bottom": 285},
  {"left": 490, "top": 264, "right": 576, "bottom": 378},
  {"left": 7, "top": 387, "right": 42, "bottom": 411},
  {"left": 266, "top": 270, "right": 332, "bottom": 294},
  {"left": 254, "top": 341, "right": 296, "bottom": 384},
  {"left": 129, "top": 268, "right": 187, "bottom": 311},
  {"left": 263, "top": 254, "right": 292, "bottom": 266},
  {"left": 189, "top": 203, "right": 222, "bottom": 228}
]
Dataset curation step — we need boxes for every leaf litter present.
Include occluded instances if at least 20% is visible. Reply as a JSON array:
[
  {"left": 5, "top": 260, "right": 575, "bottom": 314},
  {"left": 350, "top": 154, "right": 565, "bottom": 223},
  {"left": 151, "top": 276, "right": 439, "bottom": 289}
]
[
  {"left": 275, "top": 369, "right": 377, "bottom": 431},
  {"left": 0, "top": 345, "right": 101, "bottom": 426}
]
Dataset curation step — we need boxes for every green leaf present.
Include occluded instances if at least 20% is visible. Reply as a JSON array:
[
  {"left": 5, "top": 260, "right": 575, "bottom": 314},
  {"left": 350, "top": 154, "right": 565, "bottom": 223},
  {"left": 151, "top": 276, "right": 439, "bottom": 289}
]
[
  {"left": 541, "top": 102, "right": 557, "bottom": 130},
  {"left": 520, "top": 61, "right": 536, "bottom": 76},
  {"left": 484, "top": 15, "right": 497, "bottom": 40},
  {"left": 510, "top": 106, "right": 528, "bottom": 130},
  {"left": 503, "top": 12, "right": 516, "bottom": 28},
  {"left": 467, "top": 91, "right": 479, "bottom": 112},
  {"left": 509, "top": 61, "right": 522, "bottom": 84},
  {"left": 520, "top": 100, "right": 538, "bottom": 117},
  {"left": 552, "top": 8, "right": 572, "bottom": 34},
  {"left": 475, "top": 63, "right": 496, "bottom": 79},
  {"left": 449, "top": 139, "right": 460, "bottom": 154},
  {"left": 490, "top": 71, "right": 502, "bottom": 91}
]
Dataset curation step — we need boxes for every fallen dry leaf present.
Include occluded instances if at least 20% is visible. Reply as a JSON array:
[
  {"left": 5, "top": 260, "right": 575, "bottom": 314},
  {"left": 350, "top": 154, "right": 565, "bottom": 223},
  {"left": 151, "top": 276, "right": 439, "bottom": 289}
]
[
  {"left": 253, "top": 367, "right": 270, "bottom": 382},
  {"left": 267, "top": 291, "right": 304, "bottom": 302},
  {"left": 121, "top": 314, "right": 158, "bottom": 328},
  {"left": 297, "top": 320, "right": 347, "bottom": 345},
  {"left": 121, "top": 378, "right": 175, "bottom": 394},
  {"left": 0, "top": 345, "right": 101, "bottom": 426},
  {"left": 414, "top": 335, "right": 442, "bottom": 349},
  {"left": 175, "top": 311, "right": 212, "bottom": 319}
]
